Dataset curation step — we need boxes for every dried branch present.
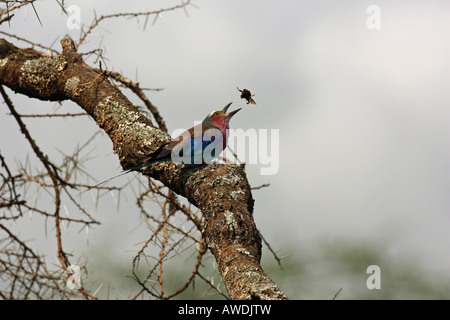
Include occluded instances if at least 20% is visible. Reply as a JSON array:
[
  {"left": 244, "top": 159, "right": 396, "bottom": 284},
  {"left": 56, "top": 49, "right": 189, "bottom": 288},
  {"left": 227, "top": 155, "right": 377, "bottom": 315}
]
[
  {"left": 0, "top": 34, "right": 287, "bottom": 299},
  {"left": 11, "top": 112, "right": 88, "bottom": 118},
  {"left": 0, "top": 85, "right": 98, "bottom": 300}
]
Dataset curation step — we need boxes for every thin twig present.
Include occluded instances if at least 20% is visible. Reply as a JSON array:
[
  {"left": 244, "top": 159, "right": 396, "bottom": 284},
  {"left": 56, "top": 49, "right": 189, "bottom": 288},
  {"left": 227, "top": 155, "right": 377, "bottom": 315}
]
[
  {"left": 76, "top": 1, "right": 193, "bottom": 49},
  {"left": 0, "top": 30, "right": 58, "bottom": 55},
  {"left": 12, "top": 112, "right": 88, "bottom": 118}
]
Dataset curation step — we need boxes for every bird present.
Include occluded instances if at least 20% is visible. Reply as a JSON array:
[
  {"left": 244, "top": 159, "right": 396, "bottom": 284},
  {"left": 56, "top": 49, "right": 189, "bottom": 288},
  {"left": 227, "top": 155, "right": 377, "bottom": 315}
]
[
  {"left": 237, "top": 87, "right": 256, "bottom": 106},
  {"left": 94, "top": 102, "right": 241, "bottom": 187}
]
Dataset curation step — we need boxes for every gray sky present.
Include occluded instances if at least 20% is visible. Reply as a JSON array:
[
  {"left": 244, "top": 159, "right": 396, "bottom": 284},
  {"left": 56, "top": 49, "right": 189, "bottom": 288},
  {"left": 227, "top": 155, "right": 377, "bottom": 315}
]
[{"left": 2, "top": 0, "right": 450, "bottom": 297}]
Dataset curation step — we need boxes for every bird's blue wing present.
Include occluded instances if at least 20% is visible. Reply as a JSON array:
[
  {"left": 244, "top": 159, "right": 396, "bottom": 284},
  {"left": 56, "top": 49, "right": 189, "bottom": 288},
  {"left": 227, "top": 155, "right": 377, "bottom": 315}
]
[
  {"left": 170, "top": 124, "right": 224, "bottom": 164},
  {"left": 200, "top": 127, "right": 224, "bottom": 163}
]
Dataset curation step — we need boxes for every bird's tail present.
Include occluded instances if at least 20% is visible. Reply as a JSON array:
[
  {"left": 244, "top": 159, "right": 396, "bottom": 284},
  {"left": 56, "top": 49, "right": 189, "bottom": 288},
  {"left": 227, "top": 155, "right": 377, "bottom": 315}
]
[
  {"left": 92, "top": 158, "right": 164, "bottom": 188},
  {"left": 92, "top": 168, "right": 136, "bottom": 187},
  {"left": 92, "top": 142, "right": 171, "bottom": 188}
]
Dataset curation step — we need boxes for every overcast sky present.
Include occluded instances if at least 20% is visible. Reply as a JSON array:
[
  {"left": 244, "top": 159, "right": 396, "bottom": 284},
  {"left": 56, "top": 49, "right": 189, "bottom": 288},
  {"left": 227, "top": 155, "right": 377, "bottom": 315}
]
[{"left": 2, "top": 0, "right": 450, "bottom": 298}]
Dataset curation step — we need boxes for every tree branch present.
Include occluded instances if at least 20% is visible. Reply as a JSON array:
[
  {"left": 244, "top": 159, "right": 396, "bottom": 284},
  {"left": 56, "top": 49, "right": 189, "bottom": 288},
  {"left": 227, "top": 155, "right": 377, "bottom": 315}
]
[{"left": 0, "top": 37, "right": 287, "bottom": 300}]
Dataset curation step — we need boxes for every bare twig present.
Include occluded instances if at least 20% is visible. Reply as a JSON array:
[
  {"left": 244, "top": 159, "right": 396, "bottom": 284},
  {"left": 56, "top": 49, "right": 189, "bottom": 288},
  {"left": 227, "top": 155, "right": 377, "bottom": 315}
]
[
  {"left": 76, "top": 1, "right": 194, "bottom": 49},
  {"left": 0, "top": 30, "right": 58, "bottom": 55}
]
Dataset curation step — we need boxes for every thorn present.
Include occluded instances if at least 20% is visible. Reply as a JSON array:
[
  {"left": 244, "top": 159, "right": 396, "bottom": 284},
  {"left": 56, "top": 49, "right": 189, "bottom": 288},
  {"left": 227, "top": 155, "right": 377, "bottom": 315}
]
[
  {"left": 56, "top": 0, "right": 68, "bottom": 15},
  {"left": 31, "top": 2, "right": 43, "bottom": 27}
]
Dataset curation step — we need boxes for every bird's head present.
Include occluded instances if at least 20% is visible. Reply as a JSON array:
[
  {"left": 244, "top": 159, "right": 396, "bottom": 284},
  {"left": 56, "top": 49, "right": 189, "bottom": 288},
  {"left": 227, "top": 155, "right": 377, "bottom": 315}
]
[{"left": 203, "top": 102, "right": 241, "bottom": 128}]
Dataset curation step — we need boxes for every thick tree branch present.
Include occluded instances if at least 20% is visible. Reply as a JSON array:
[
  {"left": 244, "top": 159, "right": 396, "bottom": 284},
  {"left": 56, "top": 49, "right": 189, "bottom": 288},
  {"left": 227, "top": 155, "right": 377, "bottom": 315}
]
[{"left": 0, "top": 38, "right": 287, "bottom": 300}]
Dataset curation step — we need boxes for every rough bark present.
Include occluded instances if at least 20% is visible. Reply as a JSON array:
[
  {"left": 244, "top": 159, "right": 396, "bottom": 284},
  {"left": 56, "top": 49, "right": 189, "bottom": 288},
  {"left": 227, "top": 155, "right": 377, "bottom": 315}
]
[{"left": 0, "top": 37, "right": 288, "bottom": 300}]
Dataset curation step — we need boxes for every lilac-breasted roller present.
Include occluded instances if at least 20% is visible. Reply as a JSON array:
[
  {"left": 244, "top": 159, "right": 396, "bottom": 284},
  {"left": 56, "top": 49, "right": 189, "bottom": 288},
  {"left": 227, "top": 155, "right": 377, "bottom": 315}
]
[{"left": 95, "top": 102, "right": 241, "bottom": 186}]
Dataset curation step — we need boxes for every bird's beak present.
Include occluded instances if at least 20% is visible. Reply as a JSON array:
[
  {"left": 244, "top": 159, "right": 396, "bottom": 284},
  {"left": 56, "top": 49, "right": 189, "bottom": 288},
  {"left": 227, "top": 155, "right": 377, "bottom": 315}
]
[
  {"left": 222, "top": 102, "right": 233, "bottom": 114},
  {"left": 226, "top": 107, "right": 241, "bottom": 120}
]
